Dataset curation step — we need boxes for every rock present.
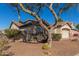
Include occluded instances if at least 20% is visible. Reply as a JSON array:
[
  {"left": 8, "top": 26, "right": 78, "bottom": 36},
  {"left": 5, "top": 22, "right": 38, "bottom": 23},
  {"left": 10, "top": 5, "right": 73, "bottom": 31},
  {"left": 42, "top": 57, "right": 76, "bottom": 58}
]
[
  {"left": 0, "top": 31, "right": 8, "bottom": 40},
  {"left": 74, "top": 53, "right": 79, "bottom": 56}
]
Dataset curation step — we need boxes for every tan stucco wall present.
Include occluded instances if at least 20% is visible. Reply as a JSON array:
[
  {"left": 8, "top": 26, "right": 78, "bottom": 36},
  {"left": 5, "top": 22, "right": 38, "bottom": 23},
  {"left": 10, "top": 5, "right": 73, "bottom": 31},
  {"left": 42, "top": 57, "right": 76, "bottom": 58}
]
[
  {"left": 54, "top": 28, "right": 61, "bottom": 34},
  {"left": 70, "top": 30, "right": 79, "bottom": 40},
  {"left": 61, "top": 24, "right": 71, "bottom": 30},
  {"left": 51, "top": 24, "right": 71, "bottom": 40},
  {"left": 61, "top": 24, "right": 71, "bottom": 39},
  {"left": 10, "top": 24, "right": 19, "bottom": 30}
]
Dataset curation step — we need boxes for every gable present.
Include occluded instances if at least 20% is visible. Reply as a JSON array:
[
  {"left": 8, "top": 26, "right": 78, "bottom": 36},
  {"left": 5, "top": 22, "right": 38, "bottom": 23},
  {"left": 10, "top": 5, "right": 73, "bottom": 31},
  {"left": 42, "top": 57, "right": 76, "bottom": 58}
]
[
  {"left": 61, "top": 24, "right": 71, "bottom": 30},
  {"left": 10, "top": 23, "right": 19, "bottom": 30},
  {"left": 54, "top": 28, "right": 61, "bottom": 34}
]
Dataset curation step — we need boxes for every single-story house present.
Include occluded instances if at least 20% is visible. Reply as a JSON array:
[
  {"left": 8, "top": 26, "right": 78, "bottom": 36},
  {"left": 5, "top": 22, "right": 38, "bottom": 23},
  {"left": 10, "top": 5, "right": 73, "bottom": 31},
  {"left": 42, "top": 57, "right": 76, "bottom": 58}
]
[
  {"left": 51, "top": 22, "right": 79, "bottom": 40},
  {"left": 10, "top": 20, "right": 49, "bottom": 30},
  {"left": 10, "top": 20, "right": 79, "bottom": 41},
  {"left": 9, "top": 20, "right": 49, "bottom": 42}
]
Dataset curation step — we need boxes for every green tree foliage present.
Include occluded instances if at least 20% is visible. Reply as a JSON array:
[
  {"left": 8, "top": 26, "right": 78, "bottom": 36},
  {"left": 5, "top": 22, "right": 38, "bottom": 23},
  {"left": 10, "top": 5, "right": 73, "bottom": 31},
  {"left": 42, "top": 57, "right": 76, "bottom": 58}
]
[
  {"left": 57, "top": 17, "right": 63, "bottom": 22},
  {"left": 76, "top": 24, "right": 79, "bottom": 30}
]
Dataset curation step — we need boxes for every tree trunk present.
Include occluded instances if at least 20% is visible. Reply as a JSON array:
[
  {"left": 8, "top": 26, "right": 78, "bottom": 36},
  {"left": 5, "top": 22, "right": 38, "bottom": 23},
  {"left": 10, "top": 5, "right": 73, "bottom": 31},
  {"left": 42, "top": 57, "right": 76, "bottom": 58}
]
[
  {"left": 19, "top": 3, "right": 53, "bottom": 48},
  {"left": 19, "top": 3, "right": 48, "bottom": 31},
  {"left": 47, "top": 29, "right": 52, "bottom": 48}
]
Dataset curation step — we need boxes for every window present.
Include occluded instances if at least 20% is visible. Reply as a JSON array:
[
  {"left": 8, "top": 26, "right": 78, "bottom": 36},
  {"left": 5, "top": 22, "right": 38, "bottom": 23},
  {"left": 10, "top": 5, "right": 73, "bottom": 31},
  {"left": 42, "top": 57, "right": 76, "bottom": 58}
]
[
  {"left": 55, "top": 28, "right": 61, "bottom": 34},
  {"left": 73, "top": 34, "right": 78, "bottom": 36}
]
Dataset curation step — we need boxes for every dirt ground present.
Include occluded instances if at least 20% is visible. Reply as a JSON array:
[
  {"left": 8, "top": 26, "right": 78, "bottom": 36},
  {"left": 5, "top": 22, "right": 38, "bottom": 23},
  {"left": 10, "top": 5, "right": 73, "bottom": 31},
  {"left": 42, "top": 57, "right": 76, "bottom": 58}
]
[{"left": 4, "top": 40, "right": 79, "bottom": 56}]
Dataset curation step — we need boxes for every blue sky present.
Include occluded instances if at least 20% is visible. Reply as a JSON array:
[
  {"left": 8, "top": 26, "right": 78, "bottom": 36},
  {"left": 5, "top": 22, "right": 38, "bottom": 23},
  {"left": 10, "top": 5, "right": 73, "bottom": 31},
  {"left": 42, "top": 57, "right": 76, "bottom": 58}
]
[{"left": 0, "top": 3, "right": 79, "bottom": 30}]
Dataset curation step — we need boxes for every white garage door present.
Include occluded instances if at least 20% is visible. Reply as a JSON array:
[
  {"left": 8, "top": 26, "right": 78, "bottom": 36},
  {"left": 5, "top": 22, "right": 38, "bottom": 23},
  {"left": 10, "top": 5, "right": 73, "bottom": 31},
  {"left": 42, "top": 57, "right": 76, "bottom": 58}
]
[{"left": 62, "top": 30, "right": 69, "bottom": 39}]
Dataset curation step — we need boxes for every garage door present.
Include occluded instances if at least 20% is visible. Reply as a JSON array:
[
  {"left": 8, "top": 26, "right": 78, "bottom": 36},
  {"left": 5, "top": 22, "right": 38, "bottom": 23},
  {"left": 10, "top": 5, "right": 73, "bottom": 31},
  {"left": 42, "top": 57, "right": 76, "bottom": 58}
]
[{"left": 62, "top": 30, "right": 69, "bottom": 39}]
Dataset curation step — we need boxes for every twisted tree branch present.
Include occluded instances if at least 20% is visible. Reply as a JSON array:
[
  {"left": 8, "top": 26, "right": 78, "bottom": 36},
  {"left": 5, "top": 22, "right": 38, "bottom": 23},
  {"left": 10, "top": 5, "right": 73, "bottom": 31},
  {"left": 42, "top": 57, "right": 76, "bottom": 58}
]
[{"left": 19, "top": 3, "right": 48, "bottom": 31}]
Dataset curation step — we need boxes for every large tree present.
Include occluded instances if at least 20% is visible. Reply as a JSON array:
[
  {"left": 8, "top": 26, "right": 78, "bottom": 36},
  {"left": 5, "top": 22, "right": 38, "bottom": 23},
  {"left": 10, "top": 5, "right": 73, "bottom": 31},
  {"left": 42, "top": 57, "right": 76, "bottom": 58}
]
[
  {"left": 9, "top": 3, "right": 77, "bottom": 48},
  {"left": 9, "top": 3, "right": 21, "bottom": 22}
]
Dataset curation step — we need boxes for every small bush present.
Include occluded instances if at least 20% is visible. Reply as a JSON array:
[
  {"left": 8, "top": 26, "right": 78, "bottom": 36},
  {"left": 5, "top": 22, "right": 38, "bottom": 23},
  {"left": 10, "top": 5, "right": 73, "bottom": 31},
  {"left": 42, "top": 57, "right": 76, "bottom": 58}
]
[
  {"left": 42, "top": 43, "right": 51, "bottom": 50},
  {"left": 71, "top": 38, "right": 78, "bottom": 41},
  {"left": 4, "top": 29, "right": 20, "bottom": 38},
  {"left": 0, "top": 40, "right": 8, "bottom": 48},
  {"left": 0, "top": 40, "right": 8, "bottom": 56},
  {"left": 52, "top": 33, "right": 61, "bottom": 41}
]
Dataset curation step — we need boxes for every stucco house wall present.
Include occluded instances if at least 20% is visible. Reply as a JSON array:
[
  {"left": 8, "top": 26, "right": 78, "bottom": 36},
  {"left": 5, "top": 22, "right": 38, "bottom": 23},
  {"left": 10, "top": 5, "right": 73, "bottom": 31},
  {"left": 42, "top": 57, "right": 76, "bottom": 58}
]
[
  {"left": 70, "top": 30, "right": 79, "bottom": 40},
  {"left": 10, "top": 21, "right": 79, "bottom": 41},
  {"left": 61, "top": 24, "right": 71, "bottom": 39},
  {"left": 10, "top": 24, "right": 19, "bottom": 30},
  {"left": 51, "top": 23, "right": 78, "bottom": 40}
]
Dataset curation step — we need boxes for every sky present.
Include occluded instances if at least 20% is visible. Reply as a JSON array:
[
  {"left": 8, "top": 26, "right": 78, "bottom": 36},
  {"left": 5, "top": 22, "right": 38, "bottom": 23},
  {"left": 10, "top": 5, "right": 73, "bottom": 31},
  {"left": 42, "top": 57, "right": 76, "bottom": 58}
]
[{"left": 0, "top": 3, "right": 79, "bottom": 30}]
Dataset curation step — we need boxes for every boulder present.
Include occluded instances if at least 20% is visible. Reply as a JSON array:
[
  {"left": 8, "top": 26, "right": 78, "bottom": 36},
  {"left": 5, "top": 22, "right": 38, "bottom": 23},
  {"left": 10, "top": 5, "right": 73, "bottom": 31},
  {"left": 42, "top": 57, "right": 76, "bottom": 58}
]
[{"left": 0, "top": 31, "right": 8, "bottom": 40}]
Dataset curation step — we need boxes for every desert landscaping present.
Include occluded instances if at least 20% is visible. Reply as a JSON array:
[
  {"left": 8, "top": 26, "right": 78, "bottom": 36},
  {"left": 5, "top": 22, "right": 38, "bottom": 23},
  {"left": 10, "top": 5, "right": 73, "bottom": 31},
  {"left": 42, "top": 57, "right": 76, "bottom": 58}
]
[
  {"left": 0, "top": 3, "right": 79, "bottom": 56},
  {"left": 1, "top": 39, "right": 79, "bottom": 56},
  {"left": 0, "top": 30, "right": 79, "bottom": 56}
]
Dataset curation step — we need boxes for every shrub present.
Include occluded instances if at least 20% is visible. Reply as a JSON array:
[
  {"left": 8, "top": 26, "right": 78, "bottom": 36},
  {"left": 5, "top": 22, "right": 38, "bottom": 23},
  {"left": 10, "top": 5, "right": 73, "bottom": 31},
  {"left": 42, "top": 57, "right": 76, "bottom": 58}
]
[
  {"left": 76, "top": 24, "right": 79, "bottom": 30},
  {"left": 52, "top": 33, "right": 61, "bottom": 41},
  {"left": 71, "top": 38, "right": 78, "bottom": 41},
  {"left": 4, "top": 29, "right": 20, "bottom": 38},
  {"left": 42, "top": 43, "right": 51, "bottom": 50},
  {"left": 0, "top": 40, "right": 8, "bottom": 56},
  {"left": 0, "top": 40, "right": 8, "bottom": 48}
]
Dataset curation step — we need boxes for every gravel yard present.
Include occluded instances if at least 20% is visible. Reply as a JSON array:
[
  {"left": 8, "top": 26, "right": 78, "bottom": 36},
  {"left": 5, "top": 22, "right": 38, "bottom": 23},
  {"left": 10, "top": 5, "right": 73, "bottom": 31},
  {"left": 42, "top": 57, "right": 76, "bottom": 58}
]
[{"left": 4, "top": 40, "right": 79, "bottom": 56}]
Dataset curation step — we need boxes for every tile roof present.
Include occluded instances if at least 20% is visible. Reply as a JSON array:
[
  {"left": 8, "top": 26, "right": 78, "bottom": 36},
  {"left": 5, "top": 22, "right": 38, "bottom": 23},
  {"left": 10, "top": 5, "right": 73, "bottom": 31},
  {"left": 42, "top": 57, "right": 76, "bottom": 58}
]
[
  {"left": 13, "top": 22, "right": 23, "bottom": 27},
  {"left": 10, "top": 19, "right": 49, "bottom": 28},
  {"left": 52, "top": 22, "right": 73, "bottom": 29}
]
